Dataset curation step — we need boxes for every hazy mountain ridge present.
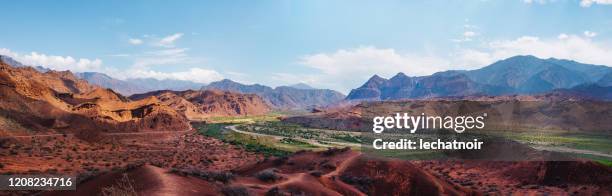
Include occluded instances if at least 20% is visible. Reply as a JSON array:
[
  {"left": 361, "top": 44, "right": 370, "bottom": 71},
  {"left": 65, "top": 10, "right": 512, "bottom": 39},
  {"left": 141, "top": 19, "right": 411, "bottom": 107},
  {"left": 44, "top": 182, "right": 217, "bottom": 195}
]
[
  {"left": 75, "top": 72, "right": 148, "bottom": 95},
  {"left": 75, "top": 72, "right": 205, "bottom": 95},
  {"left": 347, "top": 55, "right": 612, "bottom": 101},
  {"left": 202, "top": 79, "right": 345, "bottom": 109},
  {"left": 125, "top": 78, "right": 205, "bottom": 93}
]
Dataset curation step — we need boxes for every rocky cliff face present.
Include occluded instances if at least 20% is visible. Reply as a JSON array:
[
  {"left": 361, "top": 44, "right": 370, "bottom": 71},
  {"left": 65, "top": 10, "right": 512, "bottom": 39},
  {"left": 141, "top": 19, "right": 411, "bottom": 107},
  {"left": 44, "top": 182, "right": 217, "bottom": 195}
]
[{"left": 0, "top": 57, "right": 190, "bottom": 138}]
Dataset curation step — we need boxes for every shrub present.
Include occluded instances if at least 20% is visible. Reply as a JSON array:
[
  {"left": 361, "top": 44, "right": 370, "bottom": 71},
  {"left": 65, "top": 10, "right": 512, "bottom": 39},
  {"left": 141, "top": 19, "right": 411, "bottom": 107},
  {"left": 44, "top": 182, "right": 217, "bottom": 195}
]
[
  {"left": 340, "top": 175, "right": 373, "bottom": 194},
  {"left": 101, "top": 174, "right": 137, "bottom": 196},
  {"left": 309, "top": 170, "right": 323, "bottom": 177},
  {"left": 265, "top": 187, "right": 281, "bottom": 196},
  {"left": 221, "top": 185, "right": 250, "bottom": 196},
  {"left": 255, "top": 169, "right": 280, "bottom": 182},
  {"left": 195, "top": 170, "right": 235, "bottom": 183}
]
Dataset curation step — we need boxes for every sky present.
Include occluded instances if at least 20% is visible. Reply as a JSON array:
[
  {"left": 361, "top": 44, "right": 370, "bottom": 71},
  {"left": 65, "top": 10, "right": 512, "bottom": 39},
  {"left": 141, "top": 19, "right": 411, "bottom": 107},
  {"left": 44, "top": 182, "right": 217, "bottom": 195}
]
[{"left": 1, "top": 0, "right": 612, "bottom": 93}]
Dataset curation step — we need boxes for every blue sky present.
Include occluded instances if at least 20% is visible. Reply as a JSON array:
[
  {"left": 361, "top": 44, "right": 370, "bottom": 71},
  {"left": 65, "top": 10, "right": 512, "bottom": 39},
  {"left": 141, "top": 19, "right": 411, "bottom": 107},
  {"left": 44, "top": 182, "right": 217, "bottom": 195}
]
[{"left": 1, "top": 0, "right": 612, "bottom": 93}]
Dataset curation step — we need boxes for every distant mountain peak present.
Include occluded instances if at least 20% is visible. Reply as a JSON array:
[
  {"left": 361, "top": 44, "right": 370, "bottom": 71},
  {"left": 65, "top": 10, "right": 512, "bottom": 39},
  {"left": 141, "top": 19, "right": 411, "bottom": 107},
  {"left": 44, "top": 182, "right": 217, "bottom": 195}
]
[
  {"left": 1, "top": 55, "right": 25, "bottom": 68},
  {"left": 288, "top": 83, "right": 314, "bottom": 90},
  {"left": 370, "top": 74, "right": 384, "bottom": 80},
  {"left": 506, "top": 55, "right": 538, "bottom": 60},
  {"left": 219, "top": 78, "right": 237, "bottom": 83},
  {"left": 392, "top": 72, "right": 408, "bottom": 78}
]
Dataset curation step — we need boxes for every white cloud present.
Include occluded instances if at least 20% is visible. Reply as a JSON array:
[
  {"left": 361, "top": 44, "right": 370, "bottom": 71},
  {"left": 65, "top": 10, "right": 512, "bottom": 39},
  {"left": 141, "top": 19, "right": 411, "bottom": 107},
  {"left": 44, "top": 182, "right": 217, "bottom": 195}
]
[
  {"left": 524, "top": 0, "right": 612, "bottom": 7},
  {"left": 453, "top": 34, "right": 612, "bottom": 67},
  {"left": 453, "top": 30, "right": 479, "bottom": 43},
  {"left": 156, "top": 33, "right": 184, "bottom": 47},
  {"left": 298, "top": 46, "right": 452, "bottom": 93},
  {"left": 129, "top": 68, "right": 223, "bottom": 84},
  {"left": 301, "top": 46, "right": 450, "bottom": 76},
  {"left": 0, "top": 47, "right": 222, "bottom": 85},
  {"left": 0, "top": 48, "right": 102, "bottom": 72},
  {"left": 132, "top": 48, "right": 197, "bottom": 67},
  {"left": 463, "top": 31, "right": 477, "bottom": 37},
  {"left": 128, "top": 38, "right": 143, "bottom": 45},
  {"left": 583, "top": 31, "right": 597, "bottom": 38},
  {"left": 580, "top": 0, "right": 612, "bottom": 7},
  {"left": 523, "top": 0, "right": 549, "bottom": 4}
]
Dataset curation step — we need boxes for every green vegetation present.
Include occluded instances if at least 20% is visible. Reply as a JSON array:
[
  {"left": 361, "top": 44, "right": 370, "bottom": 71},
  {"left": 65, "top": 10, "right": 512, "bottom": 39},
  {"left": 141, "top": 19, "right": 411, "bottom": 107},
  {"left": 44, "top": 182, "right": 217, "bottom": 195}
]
[
  {"left": 237, "top": 121, "right": 363, "bottom": 145},
  {"left": 331, "top": 133, "right": 362, "bottom": 143},
  {"left": 193, "top": 116, "right": 361, "bottom": 157},
  {"left": 194, "top": 122, "right": 288, "bottom": 157},
  {"left": 505, "top": 132, "right": 612, "bottom": 153},
  {"left": 205, "top": 113, "right": 282, "bottom": 124},
  {"left": 194, "top": 115, "right": 612, "bottom": 166},
  {"left": 224, "top": 131, "right": 289, "bottom": 157},
  {"left": 196, "top": 123, "right": 231, "bottom": 138},
  {"left": 596, "top": 160, "right": 612, "bottom": 167}
]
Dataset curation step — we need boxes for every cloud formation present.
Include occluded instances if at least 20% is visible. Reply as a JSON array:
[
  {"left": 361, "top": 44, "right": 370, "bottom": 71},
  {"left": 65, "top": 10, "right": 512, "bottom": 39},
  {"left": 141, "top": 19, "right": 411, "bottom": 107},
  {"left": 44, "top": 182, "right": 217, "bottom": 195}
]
[
  {"left": 456, "top": 32, "right": 612, "bottom": 67},
  {"left": 128, "top": 38, "right": 143, "bottom": 45},
  {"left": 132, "top": 48, "right": 194, "bottom": 67},
  {"left": 129, "top": 67, "right": 223, "bottom": 84},
  {"left": 296, "top": 46, "right": 453, "bottom": 92},
  {"left": 523, "top": 0, "right": 612, "bottom": 7},
  {"left": 156, "top": 33, "right": 184, "bottom": 47},
  {"left": 1, "top": 32, "right": 220, "bottom": 85},
  {"left": 580, "top": 0, "right": 612, "bottom": 7},
  {"left": 0, "top": 48, "right": 102, "bottom": 72},
  {"left": 118, "top": 32, "right": 219, "bottom": 83}
]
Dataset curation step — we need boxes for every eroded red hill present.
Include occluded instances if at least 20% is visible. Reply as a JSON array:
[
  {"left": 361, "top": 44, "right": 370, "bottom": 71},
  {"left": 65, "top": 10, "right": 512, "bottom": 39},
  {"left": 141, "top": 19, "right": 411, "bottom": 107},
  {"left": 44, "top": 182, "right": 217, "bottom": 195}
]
[
  {"left": 0, "top": 60, "right": 189, "bottom": 138},
  {"left": 130, "top": 89, "right": 270, "bottom": 120}
]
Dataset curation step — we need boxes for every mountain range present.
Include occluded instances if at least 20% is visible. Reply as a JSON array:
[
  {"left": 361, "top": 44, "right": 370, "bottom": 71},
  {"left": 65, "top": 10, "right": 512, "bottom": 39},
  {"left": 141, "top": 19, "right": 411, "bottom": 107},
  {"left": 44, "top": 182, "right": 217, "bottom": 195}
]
[
  {"left": 346, "top": 55, "right": 612, "bottom": 101},
  {"left": 75, "top": 72, "right": 205, "bottom": 95},
  {"left": 74, "top": 72, "right": 345, "bottom": 110},
  {"left": 202, "top": 79, "right": 346, "bottom": 109}
]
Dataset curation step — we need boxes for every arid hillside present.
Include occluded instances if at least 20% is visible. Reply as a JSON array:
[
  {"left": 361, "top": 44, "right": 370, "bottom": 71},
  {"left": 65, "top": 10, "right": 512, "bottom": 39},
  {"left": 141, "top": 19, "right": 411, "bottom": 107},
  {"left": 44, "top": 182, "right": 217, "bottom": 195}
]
[
  {"left": 0, "top": 58, "right": 190, "bottom": 138},
  {"left": 40, "top": 148, "right": 611, "bottom": 195},
  {"left": 130, "top": 89, "right": 270, "bottom": 120}
]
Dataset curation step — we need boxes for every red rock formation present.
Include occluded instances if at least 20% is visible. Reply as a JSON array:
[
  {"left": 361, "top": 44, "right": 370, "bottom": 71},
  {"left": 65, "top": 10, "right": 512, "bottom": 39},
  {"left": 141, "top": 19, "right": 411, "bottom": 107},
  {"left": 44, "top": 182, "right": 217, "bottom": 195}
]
[
  {"left": 130, "top": 89, "right": 270, "bottom": 120},
  {"left": 0, "top": 60, "right": 190, "bottom": 138}
]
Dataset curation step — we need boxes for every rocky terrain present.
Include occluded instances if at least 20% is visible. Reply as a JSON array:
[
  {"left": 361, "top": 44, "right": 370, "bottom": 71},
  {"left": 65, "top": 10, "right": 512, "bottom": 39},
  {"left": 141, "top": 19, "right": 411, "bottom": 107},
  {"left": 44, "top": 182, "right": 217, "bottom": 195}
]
[
  {"left": 129, "top": 89, "right": 271, "bottom": 120},
  {"left": 32, "top": 148, "right": 612, "bottom": 195},
  {"left": 0, "top": 128, "right": 262, "bottom": 195},
  {"left": 0, "top": 57, "right": 190, "bottom": 138}
]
